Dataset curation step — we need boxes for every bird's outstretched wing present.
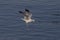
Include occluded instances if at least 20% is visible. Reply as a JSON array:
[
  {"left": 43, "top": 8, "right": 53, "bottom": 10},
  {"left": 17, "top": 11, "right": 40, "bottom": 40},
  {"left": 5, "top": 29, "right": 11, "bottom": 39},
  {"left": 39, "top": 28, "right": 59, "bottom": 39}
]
[{"left": 18, "top": 9, "right": 31, "bottom": 17}]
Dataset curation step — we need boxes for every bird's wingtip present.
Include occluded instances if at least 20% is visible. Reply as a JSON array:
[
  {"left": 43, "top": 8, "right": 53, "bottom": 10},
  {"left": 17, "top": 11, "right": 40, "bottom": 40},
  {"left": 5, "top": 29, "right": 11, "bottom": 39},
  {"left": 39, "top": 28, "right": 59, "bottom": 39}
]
[
  {"left": 25, "top": 8, "right": 30, "bottom": 12},
  {"left": 19, "top": 11, "right": 23, "bottom": 13}
]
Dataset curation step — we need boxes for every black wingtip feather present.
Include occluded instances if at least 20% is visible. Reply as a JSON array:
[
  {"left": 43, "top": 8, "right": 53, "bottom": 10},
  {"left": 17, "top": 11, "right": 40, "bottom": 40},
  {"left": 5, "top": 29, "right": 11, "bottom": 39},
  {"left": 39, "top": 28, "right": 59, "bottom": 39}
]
[
  {"left": 19, "top": 11, "right": 23, "bottom": 13},
  {"left": 25, "top": 9, "right": 30, "bottom": 12}
]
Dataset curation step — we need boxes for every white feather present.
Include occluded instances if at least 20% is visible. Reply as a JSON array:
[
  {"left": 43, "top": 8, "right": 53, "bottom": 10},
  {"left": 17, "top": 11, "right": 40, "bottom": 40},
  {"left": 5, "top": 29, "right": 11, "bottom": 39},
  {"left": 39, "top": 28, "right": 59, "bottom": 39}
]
[{"left": 21, "top": 14, "right": 35, "bottom": 23}]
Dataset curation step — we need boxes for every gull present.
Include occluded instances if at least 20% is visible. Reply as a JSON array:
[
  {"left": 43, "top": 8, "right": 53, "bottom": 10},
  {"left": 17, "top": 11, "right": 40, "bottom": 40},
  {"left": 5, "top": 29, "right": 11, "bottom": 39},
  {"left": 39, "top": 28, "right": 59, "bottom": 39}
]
[{"left": 18, "top": 9, "right": 35, "bottom": 24}]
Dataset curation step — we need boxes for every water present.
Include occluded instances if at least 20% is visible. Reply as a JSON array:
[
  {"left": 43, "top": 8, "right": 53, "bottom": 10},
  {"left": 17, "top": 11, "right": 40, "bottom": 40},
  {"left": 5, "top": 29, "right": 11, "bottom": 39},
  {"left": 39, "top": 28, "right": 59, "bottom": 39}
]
[{"left": 0, "top": 0, "right": 60, "bottom": 40}]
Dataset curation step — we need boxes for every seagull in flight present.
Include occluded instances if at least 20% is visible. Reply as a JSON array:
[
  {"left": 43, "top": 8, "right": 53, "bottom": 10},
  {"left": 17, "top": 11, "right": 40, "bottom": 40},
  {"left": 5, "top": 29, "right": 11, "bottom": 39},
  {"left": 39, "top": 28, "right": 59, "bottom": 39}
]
[{"left": 18, "top": 9, "right": 35, "bottom": 24}]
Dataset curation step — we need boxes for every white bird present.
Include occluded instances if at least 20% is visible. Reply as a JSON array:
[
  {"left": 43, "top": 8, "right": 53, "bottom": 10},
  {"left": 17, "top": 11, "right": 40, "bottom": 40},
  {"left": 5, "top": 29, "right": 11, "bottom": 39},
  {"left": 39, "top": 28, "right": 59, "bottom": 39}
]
[{"left": 19, "top": 9, "right": 35, "bottom": 24}]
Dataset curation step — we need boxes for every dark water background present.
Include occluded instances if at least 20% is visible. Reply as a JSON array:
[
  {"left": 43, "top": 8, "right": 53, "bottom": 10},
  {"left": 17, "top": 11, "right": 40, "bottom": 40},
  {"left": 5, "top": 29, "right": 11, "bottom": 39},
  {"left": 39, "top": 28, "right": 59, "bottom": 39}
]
[{"left": 0, "top": 0, "right": 60, "bottom": 40}]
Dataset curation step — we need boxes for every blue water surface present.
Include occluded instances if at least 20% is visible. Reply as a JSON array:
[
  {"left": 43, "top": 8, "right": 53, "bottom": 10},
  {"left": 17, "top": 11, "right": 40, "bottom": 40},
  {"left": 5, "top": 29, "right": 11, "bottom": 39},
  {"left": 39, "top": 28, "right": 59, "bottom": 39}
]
[{"left": 0, "top": 0, "right": 60, "bottom": 40}]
